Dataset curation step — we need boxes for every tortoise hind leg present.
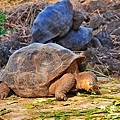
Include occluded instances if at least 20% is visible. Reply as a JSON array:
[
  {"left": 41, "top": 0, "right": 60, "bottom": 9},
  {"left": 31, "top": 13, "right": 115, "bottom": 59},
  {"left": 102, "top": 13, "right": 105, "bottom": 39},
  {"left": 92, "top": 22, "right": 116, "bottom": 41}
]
[
  {"left": 91, "top": 37, "right": 102, "bottom": 48},
  {"left": 49, "top": 73, "right": 75, "bottom": 101},
  {"left": 0, "top": 82, "right": 10, "bottom": 99}
]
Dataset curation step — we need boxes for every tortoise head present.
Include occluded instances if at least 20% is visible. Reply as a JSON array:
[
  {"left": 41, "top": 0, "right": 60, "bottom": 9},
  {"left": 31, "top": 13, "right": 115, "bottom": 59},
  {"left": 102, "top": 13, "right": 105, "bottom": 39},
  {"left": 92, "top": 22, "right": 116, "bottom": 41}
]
[{"left": 74, "top": 72, "right": 101, "bottom": 95}]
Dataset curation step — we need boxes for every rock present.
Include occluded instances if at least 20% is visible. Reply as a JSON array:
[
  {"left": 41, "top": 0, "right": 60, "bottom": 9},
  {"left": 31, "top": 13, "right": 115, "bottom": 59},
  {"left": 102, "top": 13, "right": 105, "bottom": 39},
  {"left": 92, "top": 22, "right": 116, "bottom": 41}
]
[
  {"left": 111, "top": 28, "right": 120, "bottom": 36},
  {"left": 116, "top": 37, "right": 120, "bottom": 42},
  {"left": 97, "top": 77, "right": 109, "bottom": 81},
  {"left": 103, "top": 10, "right": 120, "bottom": 21},
  {"left": 94, "top": 28, "right": 114, "bottom": 47},
  {"left": 85, "top": 0, "right": 106, "bottom": 12},
  {"left": 0, "top": 47, "right": 9, "bottom": 69},
  {"left": 106, "top": 19, "right": 120, "bottom": 33},
  {"left": 89, "top": 15, "right": 104, "bottom": 30}
]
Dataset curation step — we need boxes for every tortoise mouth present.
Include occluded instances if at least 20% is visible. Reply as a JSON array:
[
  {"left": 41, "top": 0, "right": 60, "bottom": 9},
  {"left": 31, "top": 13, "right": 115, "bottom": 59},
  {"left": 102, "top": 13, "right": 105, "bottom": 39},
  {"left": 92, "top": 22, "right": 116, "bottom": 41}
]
[
  {"left": 95, "top": 91, "right": 101, "bottom": 95},
  {"left": 89, "top": 88, "right": 101, "bottom": 95}
]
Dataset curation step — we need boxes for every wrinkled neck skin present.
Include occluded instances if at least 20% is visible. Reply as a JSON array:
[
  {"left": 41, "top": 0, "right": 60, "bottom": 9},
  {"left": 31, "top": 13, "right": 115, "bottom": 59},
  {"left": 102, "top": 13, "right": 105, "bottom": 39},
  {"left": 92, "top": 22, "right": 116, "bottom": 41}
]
[
  {"left": 65, "top": 60, "right": 84, "bottom": 93},
  {"left": 68, "top": 73, "right": 81, "bottom": 93},
  {"left": 73, "top": 72, "right": 101, "bottom": 95},
  {"left": 73, "top": 73, "right": 83, "bottom": 90}
]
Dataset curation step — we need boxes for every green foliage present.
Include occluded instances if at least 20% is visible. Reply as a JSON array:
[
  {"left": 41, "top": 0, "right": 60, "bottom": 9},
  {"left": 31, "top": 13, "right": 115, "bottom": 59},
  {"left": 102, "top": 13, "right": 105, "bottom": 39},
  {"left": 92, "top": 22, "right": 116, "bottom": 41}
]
[
  {"left": 0, "top": 10, "right": 7, "bottom": 35},
  {"left": 37, "top": 101, "right": 120, "bottom": 120}
]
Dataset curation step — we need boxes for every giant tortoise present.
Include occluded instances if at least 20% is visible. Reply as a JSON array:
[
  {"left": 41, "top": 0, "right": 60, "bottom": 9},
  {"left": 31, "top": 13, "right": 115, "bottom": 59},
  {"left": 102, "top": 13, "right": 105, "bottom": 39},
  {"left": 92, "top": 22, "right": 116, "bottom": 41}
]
[
  {"left": 56, "top": 26, "right": 102, "bottom": 51},
  {"left": 0, "top": 43, "right": 101, "bottom": 100},
  {"left": 31, "top": 0, "right": 84, "bottom": 43}
]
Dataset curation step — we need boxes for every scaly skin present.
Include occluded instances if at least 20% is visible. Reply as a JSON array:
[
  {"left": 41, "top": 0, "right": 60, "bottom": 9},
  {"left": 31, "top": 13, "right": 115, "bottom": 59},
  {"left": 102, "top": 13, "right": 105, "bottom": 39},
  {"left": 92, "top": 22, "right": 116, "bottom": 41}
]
[
  {"left": 72, "top": 10, "right": 84, "bottom": 30},
  {"left": 49, "top": 73, "right": 76, "bottom": 100},
  {"left": 74, "top": 72, "right": 101, "bottom": 94},
  {"left": 49, "top": 71, "right": 101, "bottom": 101},
  {"left": 0, "top": 82, "right": 10, "bottom": 99}
]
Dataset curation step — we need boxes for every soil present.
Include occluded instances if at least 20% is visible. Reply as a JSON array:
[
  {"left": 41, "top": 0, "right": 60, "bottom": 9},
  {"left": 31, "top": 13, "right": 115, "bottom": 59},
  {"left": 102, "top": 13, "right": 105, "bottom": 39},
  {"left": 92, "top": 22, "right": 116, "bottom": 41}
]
[
  {"left": 0, "top": 0, "right": 120, "bottom": 120},
  {"left": 0, "top": 77, "right": 120, "bottom": 120}
]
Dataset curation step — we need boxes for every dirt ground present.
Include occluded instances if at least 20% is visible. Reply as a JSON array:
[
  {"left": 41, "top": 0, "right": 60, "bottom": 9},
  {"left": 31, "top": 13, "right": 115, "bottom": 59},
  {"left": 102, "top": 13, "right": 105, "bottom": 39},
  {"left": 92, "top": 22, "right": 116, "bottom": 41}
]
[
  {"left": 0, "top": 77, "right": 120, "bottom": 120},
  {"left": 0, "top": 0, "right": 120, "bottom": 120}
]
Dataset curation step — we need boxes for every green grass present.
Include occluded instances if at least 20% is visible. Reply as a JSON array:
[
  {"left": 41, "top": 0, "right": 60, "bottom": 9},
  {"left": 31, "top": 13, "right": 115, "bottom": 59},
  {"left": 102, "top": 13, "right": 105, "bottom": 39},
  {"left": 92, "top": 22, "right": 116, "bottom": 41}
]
[
  {"left": 37, "top": 102, "right": 120, "bottom": 120},
  {"left": 22, "top": 96, "right": 120, "bottom": 120}
]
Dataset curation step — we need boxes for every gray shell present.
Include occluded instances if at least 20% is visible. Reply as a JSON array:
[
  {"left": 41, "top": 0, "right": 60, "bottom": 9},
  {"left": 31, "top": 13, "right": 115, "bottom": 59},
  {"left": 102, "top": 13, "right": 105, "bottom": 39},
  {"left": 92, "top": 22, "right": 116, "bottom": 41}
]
[
  {"left": 56, "top": 26, "right": 93, "bottom": 51},
  {"left": 1, "top": 43, "right": 79, "bottom": 97},
  {"left": 31, "top": 0, "right": 73, "bottom": 43}
]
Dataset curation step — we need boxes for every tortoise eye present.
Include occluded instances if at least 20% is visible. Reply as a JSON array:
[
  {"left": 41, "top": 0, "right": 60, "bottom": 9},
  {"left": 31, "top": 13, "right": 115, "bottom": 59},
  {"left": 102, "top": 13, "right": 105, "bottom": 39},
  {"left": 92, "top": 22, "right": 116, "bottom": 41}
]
[{"left": 88, "top": 82, "right": 94, "bottom": 86}]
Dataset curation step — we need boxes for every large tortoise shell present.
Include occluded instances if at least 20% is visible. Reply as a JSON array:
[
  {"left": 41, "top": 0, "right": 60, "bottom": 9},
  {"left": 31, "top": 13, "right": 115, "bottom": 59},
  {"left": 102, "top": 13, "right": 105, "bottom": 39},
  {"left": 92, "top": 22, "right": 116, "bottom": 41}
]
[
  {"left": 56, "top": 26, "right": 93, "bottom": 51},
  {"left": 1, "top": 43, "right": 79, "bottom": 97},
  {"left": 31, "top": 0, "right": 73, "bottom": 43}
]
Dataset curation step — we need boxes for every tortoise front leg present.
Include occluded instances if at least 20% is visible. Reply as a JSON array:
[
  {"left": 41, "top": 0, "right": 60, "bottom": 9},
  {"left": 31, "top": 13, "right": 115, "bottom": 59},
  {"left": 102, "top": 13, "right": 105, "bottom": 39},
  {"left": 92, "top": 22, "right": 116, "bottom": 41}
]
[
  {"left": 49, "top": 73, "right": 75, "bottom": 101},
  {"left": 0, "top": 82, "right": 10, "bottom": 99}
]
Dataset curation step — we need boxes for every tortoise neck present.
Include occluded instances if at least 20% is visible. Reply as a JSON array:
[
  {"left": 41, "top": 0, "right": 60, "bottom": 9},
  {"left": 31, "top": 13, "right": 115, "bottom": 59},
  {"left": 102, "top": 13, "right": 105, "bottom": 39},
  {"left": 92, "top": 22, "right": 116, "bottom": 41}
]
[
  {"left": 73, "top": 73, "right": 82, "bottom": 89},
  {"left": 66, "top": 60, "right": 79, "bottom": 74}
]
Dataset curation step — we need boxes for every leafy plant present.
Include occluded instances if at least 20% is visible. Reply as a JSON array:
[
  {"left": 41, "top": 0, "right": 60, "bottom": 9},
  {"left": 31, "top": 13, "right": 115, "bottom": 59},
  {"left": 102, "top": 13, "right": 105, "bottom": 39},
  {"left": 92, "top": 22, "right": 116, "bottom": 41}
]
[{"left": 0, "top": 10, "right": 7, "bottom": 35}]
